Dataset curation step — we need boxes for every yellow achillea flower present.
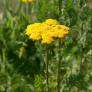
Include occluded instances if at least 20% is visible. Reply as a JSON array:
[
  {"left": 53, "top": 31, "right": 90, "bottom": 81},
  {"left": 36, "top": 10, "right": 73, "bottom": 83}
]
[
  {"left": 25, "top": 19, "right": 70, "bottom": 44},
  {"left": 41, "top": 30, "right": 54, "bottom": 44},
  {"left": 20, "top": 0, "right": 33, "bottom": 3},
  {"left": 51, "top": 25, "right": 70, "bottom": 38},
  {"left": 44, "top": 19, "right": 59, "bottom": 26}
]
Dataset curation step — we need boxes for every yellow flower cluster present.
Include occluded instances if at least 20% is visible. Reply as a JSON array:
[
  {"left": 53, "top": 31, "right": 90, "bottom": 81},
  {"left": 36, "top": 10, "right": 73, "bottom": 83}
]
[
  {"left": 25, "top": 19, "right": 70, "bottom": 44},
  {"left": 20, "top": 0, "right": 33, "bottom": 3}
]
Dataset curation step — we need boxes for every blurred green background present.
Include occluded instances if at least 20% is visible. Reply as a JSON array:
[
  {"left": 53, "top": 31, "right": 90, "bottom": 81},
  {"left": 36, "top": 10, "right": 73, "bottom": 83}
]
[{"left": 0, "top": 0, "right": 92, "bottom": 92}]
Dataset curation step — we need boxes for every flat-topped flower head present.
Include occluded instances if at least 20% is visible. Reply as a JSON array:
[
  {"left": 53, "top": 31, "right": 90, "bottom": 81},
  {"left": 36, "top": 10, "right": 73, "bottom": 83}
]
[
  {"left": 44, "top": 19, "right": 59, "bottom": 26},
  {"left": 25, "top": 23, "right": 42, "bottom": 40},
  {"left": 25, "top": 19, "right": 70, "bottom": 44},
  {"left": 51, "top": 25, "right": 70, "bottom": 38},
  {"left": 20, "top": 0, "right": 33, "bottom": 3}
]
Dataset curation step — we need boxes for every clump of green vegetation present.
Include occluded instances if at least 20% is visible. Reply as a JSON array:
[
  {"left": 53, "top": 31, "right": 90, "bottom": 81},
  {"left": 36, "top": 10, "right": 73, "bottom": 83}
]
[{"left": 0, "top": 0, "right": 92, "bottom": 92}]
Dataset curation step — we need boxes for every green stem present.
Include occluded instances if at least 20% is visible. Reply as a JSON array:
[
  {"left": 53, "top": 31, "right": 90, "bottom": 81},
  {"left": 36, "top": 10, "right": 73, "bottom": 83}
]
[
  {"left": 57, "top": 58, "right": 61, "bottom": 92},
  {"left": 57, "top": 40, "right": 61, "bottom": 92},
  {"left": 57, "top": 0, "right": 63, "bottom": 91},
  {"left": 45, "top": 46, "right": 49, "bottom": 92},
  {"left": 57, "top": 0, "right": 62, "bottom": 90},
  {"left": 58, "top": 0, "right": 62, "bottom": 19}
]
